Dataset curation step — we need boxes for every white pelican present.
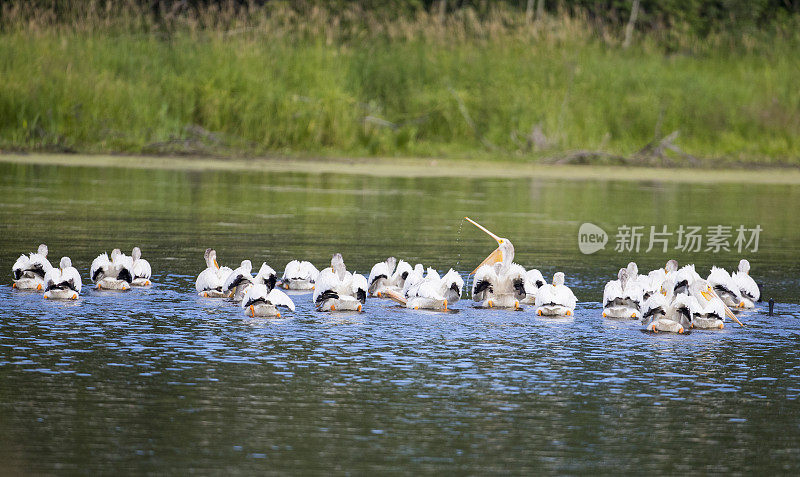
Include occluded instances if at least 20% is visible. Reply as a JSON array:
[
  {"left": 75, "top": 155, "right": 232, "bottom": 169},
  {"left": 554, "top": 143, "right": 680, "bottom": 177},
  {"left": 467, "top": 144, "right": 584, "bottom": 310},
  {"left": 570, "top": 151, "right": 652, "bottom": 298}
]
[
  {"left": 688, "top": 279, "right": 728, "bottom": 329},
  {"left": 707, "top": 266, "right": 745, "bottom": 308},
  {"left": 223, "top": 260, "right": 255, "bottom": 301},
  {"left": 466, "top": 217, "right": 526, "bottom": 309},
  {"left": 673, "top": 264, "right": 701, "bottom": 295},
  {"left": 241, "top": 284, "right": 296, "bottom": 317},
  {"left": 731, "top": 259, "right": 759, "bottom": 308},
  {"left": 646, "top": 259, "right": 679, "bottom": 290},
  {"left": 11, "top": 244, "right": 52, "bottom": 290},
  {"left": 195, "top": 248, "right": 233, "bottom": 297},
  {"left": 367, "top": 257, "right": 414, "bottom": 298},
  {"left": 641, "top": 279, "right": 694, "bottom": 334},
  {"left": 313, "top": 253, "right": 368, "bottom": 312},
  {"left": 385, "top": 268, "right": 463, "bottom": 311},
  {"left": 535, "top": 272, "right": 577, "bottom": 316},
  {"left": 602, "top": 268, "right": 644, "bottom": 318},
  {"left": 43, "top": 257, "right": 82, "bottom": 300},
  {"left": 281, "top": 260, "right": 319, "bottom": 290},
  {"left": 130, "top": 247, "right": 152, "bottom": 286},
  {"left": 520, "top": 269, "right": 546, "bottom": 304},
  {"left": 90, "top": 249, "right": 132, "bottom": 290}
]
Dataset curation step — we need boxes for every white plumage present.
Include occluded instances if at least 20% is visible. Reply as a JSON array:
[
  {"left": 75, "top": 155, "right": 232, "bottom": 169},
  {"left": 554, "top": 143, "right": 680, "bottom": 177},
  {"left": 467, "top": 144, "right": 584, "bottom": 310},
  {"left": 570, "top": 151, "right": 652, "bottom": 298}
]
[
  {"left": 195, "top": 248, "right": 232, "bottom": 298},
  {"left": 11, "top": 244, "right": 52, "bottom": 290},
  {"left": 707, "top": 266, "right": 745, "bottom": 308},
  {"left": 313, "top": 253, "right": 367, "bottom": 312},
  {"left": 241, "top": 284, "right": 296, "bottom": 317},
  {"left": 731, "top": 259, "right": 759, "bottom": 308},
  {"left": 90, "top": 249, "right": 132, "bottom": 290},
  {"left": 602, "top": 268, "right": 644, "bottom": 319},
  {"left": 43, "top": 257, "right": 82, "bottom": 300},
  {"left": 535, "top": 272, "right": 577, "bottom": 316},
  {"left": 688, "top": 279, "right": 727, "bottom": 329},
  {"left": 520, "top": 268, "right": 545, "bottom": 304},
  {"left": 396, "top": 268, "right": 464, "bottom": 311},
  {"left": 223, "top": 260, "right": 254, "bottom": 301},
  {"left": 281, "top": 260, "right": 319, "bottom": 290},
  {"left": 130, "top": 247, "right": 152, "bottom": 286}
]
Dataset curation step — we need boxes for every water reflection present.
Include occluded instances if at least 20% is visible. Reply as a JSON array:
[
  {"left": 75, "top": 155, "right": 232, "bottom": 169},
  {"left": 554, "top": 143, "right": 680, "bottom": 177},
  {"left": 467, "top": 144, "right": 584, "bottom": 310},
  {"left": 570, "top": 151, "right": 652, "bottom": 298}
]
[{"left": 1, "top": 162, "right": 799, "bottom": 473}]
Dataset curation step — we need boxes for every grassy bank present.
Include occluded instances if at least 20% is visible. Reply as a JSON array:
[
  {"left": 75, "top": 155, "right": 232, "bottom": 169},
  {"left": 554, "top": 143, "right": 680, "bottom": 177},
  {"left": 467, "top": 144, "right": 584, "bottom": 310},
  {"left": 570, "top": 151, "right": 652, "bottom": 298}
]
[{"left": 1, "top": 4, "right": 799, "bottom": 165}]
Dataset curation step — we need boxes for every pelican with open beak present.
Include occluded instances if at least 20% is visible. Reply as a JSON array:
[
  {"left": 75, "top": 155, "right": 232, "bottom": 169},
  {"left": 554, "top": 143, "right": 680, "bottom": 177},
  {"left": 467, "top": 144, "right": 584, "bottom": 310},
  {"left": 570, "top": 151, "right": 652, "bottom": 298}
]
[{"left": 465, "top": 217, "right": 526, "bottom": 309}]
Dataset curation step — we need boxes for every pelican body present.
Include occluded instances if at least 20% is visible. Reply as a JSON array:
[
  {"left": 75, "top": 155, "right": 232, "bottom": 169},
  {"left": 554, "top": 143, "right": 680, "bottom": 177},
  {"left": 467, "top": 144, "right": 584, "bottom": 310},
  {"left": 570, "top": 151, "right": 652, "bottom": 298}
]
[
  {"left": 281, "top": 260, "right": 319, "bottom": 290},
  {"left": 602, "top": 268, "right": 643, "bottom": 319},
  {"left": 313, "top": 254, "right": 367, "bottom": 312},
  {"left": 241, "top": 284, "right": 296, "bottom": 317},
  {"left": 131, "top": 247, "right": 152, "bottom": 286},
  {"left": 520, "top": 269, "right": 545, "bottom": 305},
  {"left": 535, "top": 272, "right": 577, "bottom": 316},
  {"left": 466, "top": 217, "right": 525, "bottom": 309},
  {"left": 196, "top": 248, "right": 232, "bottom": 298},
  {"left": 731, "top": 259, "right": 759, "bottom": 308},
  {"left": 12, "top": 244, "right": 51, "bottom": 290},
  {"left": 386, "top": 267, "right": 463, "bottom": 311},
  {"left": 43, "top": 257, "right": 82, "bottom": 300},
  {"left": 641, "top": 279, "right": 692, "bottom": 334},
  {"left": 707, "top": 266, "right": 746, "bottom": 309},
  {"left": 91, "top": 249, "right": 132, "bottom": 290}
]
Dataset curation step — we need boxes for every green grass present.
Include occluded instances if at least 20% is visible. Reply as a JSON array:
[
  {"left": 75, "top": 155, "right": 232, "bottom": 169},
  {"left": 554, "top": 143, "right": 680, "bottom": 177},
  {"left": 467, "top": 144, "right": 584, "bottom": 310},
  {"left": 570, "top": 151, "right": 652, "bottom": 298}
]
[{"left": 1, "top": 6, "right": 799, "bottom": 164}]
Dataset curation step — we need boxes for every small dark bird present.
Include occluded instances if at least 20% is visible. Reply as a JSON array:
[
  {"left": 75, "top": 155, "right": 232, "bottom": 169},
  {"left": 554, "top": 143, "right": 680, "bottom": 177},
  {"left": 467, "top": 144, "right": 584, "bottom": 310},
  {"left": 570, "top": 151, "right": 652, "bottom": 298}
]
[{"left": 768, "top": 298, "right": 775, "bottom": 316}]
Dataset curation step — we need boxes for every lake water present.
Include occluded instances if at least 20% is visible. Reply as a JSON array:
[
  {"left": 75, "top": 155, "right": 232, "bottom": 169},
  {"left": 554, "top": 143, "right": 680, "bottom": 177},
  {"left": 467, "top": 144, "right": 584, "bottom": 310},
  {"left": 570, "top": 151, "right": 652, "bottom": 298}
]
[{"left": 1, "top": 160, "right": 799, "bottom": 473}]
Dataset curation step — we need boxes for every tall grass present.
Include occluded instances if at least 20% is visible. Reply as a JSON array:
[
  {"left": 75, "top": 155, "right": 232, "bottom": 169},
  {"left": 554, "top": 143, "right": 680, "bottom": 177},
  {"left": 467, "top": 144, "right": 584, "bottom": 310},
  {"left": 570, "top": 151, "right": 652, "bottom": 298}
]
[{"left": 1, "top": 2, "right": 798, "bottom": 164}]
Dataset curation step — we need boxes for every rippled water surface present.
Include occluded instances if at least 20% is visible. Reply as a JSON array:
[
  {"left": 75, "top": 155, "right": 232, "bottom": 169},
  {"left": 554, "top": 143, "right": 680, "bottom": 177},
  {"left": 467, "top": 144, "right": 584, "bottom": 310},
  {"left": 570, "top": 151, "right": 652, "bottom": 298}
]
[{"left": 1, "top": 161, "right": 799, "bottom": 474}]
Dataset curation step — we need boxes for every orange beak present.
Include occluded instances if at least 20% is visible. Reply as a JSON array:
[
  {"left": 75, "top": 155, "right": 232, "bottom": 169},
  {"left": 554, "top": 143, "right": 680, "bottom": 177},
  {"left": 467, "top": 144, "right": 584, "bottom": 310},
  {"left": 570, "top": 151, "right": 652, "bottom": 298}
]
[
  {"left": 471, "top": 247, "right": 503, "bottom": 275},
  {"left": 213, "top": 259, "right": 219, "bottom": 269},
  {"left": 465, "top": 217, "right": 505, "bottom": 275}
]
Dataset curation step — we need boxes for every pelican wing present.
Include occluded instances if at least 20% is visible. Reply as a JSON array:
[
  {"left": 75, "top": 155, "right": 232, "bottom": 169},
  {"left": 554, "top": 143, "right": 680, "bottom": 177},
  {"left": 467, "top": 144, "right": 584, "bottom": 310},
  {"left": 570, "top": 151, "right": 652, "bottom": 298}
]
[
  {"left": 196, "top": 268, "right": 223, "bottom": 292},
  {"left": 266, "top": 288, "right": 296, "bottom": 311},
  {"left": 223, "top": 266, "right": 253, "bottom": 293},
  {"left": 642, "top": 292, "right": 667, "bottom": 320},
  {"left": 534, "top": 284, "right": 556, "bottom": 307},
  {"left": 412, "top": 280, "right": 445, "bottom": 301},
  {"left": 300, "top": 261, "right": 320, "bottom": 282},
  {"left": 282, "top": 260, "right": 301, "bottom": 281},
  {"left": 12, "top": 254, "right": 29, "bottom": 280},
  {"left": 525, "top": 269, "right": 545, "bottom": 293},
  {"left": 62, "top": 267, "right": 82, "bottom": 293},
  {"left": 241, "top": 284, "right": 269, "bottom": 308},
  {"left": 708, "top": 266, "right": 744, "bottom": 303},
  {"left": 313, "top": 268, "right": 340, "bottom": 304},
  {"left": 351, "top": 274, "right": 368, "bottom": 304},
  {"left": 133, "top": 258, "right": 152, "bottom": 280},
  {"left": 471, "top": 264, "right": 497, "bottom": 301},
  {"left": 732, "top": 271, "right": 760, "bottom": 301},
  {"left": 254, "top": 263, "right": 278, "bottom": 291},
  {"left": 43, "top": 268, "right": 61, "bottom": 291},
  {"left": 506, "top": 263, "right": 527, "bottom": 300},
  {"left": 441, "top": 269, "right": 464, "bottom": 303},
  {"left": 91, "top": 253, "right": 112, "bottom": 283},
  {"left": 554, "top": 285, "right": 577, "bottom": 309},
  {"left": 368, "top": 259, "right": 394, "bottom": 289},
  {"left": 603, "top": 279, "right": 623, "bottom": 307},
  {"left": 391, "top": 260, "right": 413, "bottom": 287},
  {"left": 27, "top": 252, "right": 52, "bottom": 279}
]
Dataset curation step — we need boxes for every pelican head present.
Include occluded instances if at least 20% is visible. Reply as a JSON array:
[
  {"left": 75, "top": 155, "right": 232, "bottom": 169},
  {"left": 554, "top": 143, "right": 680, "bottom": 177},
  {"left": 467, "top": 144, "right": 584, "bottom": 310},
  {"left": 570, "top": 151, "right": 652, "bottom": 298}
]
[
  {"left": 59, "top": 256, "right": 71, "bottom": 270},
  {"left": 626, "top": 261, "right": 638, "bottom": 278},
  {"left": 552, "top": 272, "right": 565, "bottom": 287},
  {"left": 110, "top": 249, "right": 123, "bottom": 262},
  {"left": 465, "top": 217, "right": 515, "bottom": 274},
  {"left": 132, "top": 247, "right": 142, "bottom": 261},
  {"left": 204, "top": 248, "right": 219, "bottom": 269},
  {"left": 618, "top": 268, "right": 628, "bottom": 288},
  {"left": 660, "top": 278, "right": 674, "bottom": 299},
  {"left": 331, "top": 253, "right": 346, "bottom": 279},
  {"left": 38, "top": 244, "right": 48, "bottom": 257},
  {"left": 385, "top": 256, "right": 397, "bottom": 273},
  {"left": 665, "top": 259, "right": 678, "bottom": 273},
  {"left": 738, "top": 259, "right": 750, "bottom": 275},
  {"left": 241, "top": 260, "right": 252, "bottom": 273}
]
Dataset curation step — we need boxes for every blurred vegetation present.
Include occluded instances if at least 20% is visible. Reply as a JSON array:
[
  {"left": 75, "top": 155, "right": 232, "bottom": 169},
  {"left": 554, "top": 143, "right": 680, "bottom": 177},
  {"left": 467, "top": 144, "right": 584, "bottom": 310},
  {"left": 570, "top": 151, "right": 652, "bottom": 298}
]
[{"left": 1, "top": 1, "right": 799, "bottom": 164}]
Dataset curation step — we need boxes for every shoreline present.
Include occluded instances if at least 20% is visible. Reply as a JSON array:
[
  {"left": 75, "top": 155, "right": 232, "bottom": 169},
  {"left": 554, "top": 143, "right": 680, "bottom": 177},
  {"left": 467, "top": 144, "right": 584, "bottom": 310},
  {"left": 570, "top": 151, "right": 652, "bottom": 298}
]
[{"left": 3, "top": 153, "right": 800, "bottom": 184}]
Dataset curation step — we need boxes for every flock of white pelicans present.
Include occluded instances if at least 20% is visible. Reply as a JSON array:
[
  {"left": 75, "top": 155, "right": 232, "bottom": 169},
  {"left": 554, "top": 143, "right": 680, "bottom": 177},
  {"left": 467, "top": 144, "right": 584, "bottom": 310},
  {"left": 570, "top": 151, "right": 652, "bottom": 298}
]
[{"left": 11, "top": 218, "right": 760, "bottom": 334}]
